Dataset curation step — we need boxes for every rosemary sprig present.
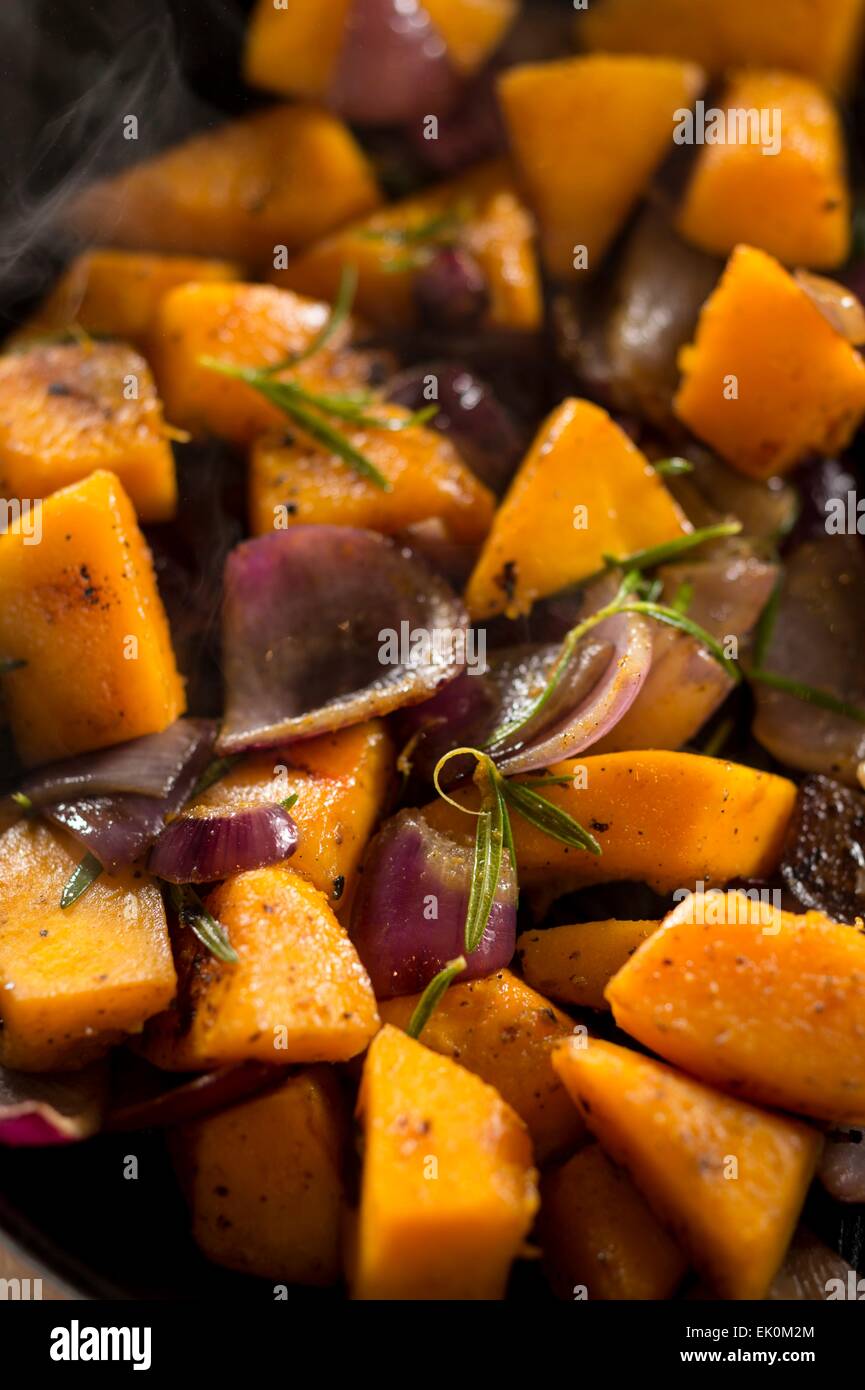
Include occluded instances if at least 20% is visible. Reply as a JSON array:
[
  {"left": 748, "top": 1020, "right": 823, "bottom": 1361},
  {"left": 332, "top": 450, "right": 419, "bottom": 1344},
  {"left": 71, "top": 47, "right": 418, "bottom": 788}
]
[
  {"left": 748, "top": 670, "right": 865, "bottom": 724},
  {"left": 281, "top": 792, "right": 298, "bottom": 811},
  {"left": 407, "top": 956, "right": 467, "bottom": 1039},
  {"left": 263, "top": 264, "right": 358, "bottom": 374},
  {"left": 653, "top": 457, "right": 694, "bottom": 476},
  {"left": 60, "top": 852, "right": 103, "bottom": 909},
  {"left": 168, "top": 883, "right": 238, "bottom": 964},
  {"left": 463, "top": 758, "right": 505, "bottom": 954},
  {"left": 497, "top": 780, "right": 601, "bottom": 855},
  {"left": 10, "top": 791, "right": 33, "bottom": 813},
  {"left": 750, "top": 574, "right": 783, "bottom": 669},
  {"left": 601, "top": 521, "right": 742, "bottom": 575},
  {"left": 360, "top": 208, "right": 464, "bottom": 247}
]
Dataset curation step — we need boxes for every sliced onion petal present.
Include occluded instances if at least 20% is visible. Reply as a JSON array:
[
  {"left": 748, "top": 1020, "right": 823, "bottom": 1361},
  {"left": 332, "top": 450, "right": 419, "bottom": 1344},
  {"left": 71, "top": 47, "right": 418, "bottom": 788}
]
[
  {"left": 0, "top": 1062, "right": 108, "bottom": 1146},
  {"left": 149, "top": 804, "right": 298, "bottom": 884},
  {"left": 350, "top": 808, "right": 516, "bottom": 998},
  {"left": 20, "top": 718, "right": 215, "bottom": 806},
  {"left": 217, "top": 527, "right": 468, "bottom": 755},
  {"left": 105, "top": 1060, "right": 283, "bottom": 1131},
  {"left": 329, "top": 0, "right": 461, "bottom": 126}
]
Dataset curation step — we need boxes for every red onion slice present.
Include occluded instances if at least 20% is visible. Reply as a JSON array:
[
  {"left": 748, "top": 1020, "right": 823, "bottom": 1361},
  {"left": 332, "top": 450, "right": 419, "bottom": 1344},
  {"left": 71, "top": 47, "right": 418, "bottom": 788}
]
[
  {"left": 149, "top": 804, "right": 298, "bottom": 884},
  {"left": 329, "top": 0, "right": 462, "bottom": 126},
  {"left": 105, "top": 1060, "right": 283, "bottom": 1131},
  {"left": 217, "top": 527, "right": 469, "bottom": 755},
  {"left": 0, "top": 1062, "right": 108, "bottom": 1146},
  {"left": 350, "top": 807, "right": 516, "bottom": 998},
  {"left": 20, "top": 718, "right": 215, "bottom": 806}
]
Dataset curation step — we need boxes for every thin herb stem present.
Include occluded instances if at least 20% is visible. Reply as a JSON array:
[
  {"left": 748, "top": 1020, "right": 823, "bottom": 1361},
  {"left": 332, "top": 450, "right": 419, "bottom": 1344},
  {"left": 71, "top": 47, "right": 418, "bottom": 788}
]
[{"left": 407, "top": 956, "right": 467, "bottom": 1039}]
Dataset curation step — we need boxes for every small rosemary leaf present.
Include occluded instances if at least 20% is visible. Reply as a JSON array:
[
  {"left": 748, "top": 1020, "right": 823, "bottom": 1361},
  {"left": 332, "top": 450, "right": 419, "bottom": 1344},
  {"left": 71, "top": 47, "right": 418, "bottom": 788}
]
[
  {"left": 700, "top": 715, "right": 736, "bottom": 759},
  {"left": 407, "top": 956, "right": 467, "bottom": 1039},
  {"left": 264, "top": 263, "right": 358, "bottom": 373},
  {"left": 0, "top": 657, "right": 26, "bottom": 674},
  {"left": 748, "top": 670, "right": 865, "bottom": 725},
  {"left": 10, "top": 790, "right": 33, "bottom": 813},
  {"left": 671, "top": 579, "right": 694, "bottom": 615},
  {"left": 602, "top": 521, "right": 742, "bottom": 574},
  {"left": 60, "top": 852, "right": 103, "bottom": 909},
  {"left": 169, "top": 883, "right": 239, "bottom": 964},
  {"left": 626, "top": 601, "right": 741, "bottom": 683},
  {"left": 464, "top": 767, "right": 505, "bottom": 954},
  {"left": 281, "top": 792, "right": 298, "bottom": 811},
  {"left": 500, "top": 781, "right": 601, "bottom": 855},
  {"left": 380, "top": 253, "right": 424, "bottom": 274},
  {"left": 653, "top": 456, "right": 694, "bottom": 476},
  {"left": 190, "top": 755, "right": 240, "bottom": 800},
  {"left": 493, "top": 773, "right": 517, "bottom": 899},
  {"left": 359, "top": 208, "right": 462, "bottom": 247},
  {"left": 751, "top": 574, "right": 783, "bottom": 669}
]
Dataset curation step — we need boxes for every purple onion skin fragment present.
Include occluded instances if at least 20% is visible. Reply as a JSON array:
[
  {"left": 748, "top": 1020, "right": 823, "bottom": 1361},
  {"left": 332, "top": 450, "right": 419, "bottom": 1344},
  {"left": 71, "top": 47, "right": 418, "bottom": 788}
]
[
  {"left": 413, "top": 248, "right": 489, "bottom": 331},
  {"left": 20, "top": 718, "right": 215, "bottom": 805},
  {"left": 149, "top": 804, "right": 298, "bottom": 885},
  {"left": 0, "top": 1062, "right": 108, "bottom": 1147},
  {"left": 329, "top": 0, "right": 462, "bottom": 126},
  {"left": 350, "top": 808, "right": 516, "bottom": 998},
  {"left": 405, "top": 72, "right": 505, "bottom": 174},
  {"left": 105, "top": 1060, "right": 282, "bottom": 1132}
]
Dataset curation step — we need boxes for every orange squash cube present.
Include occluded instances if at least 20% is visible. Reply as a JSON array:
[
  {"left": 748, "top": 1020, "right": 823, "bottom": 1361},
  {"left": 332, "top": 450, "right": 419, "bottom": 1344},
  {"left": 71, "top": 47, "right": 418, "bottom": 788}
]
[
  {"left": 0, "top": 342, "right": 177, "bottom": 522},
  {"left": 0, "top": 819, "right": 175, "bottom": 1070},
  {"left": 0, "top": 470, "right": 185, "bottom": 767},
  {"left": 675, "top": 244, "right": 865, "bottom": 476},
  {"left": 244, "top": 0, "right": 352, "bottom": 99},
  {"left": 517, "top": 920, "right": 659, "bottom": 1012},
  {"left": 352, "top": 1025, "right": 538, "bottom": 1300},
  {"left": 553, "top": 1036, "right": 820, "bottom": 1299},
  {"left": 141, "top": 866, "right": 379, "bottom": 1071},
  {"left": 249, "top": 410, "right": 495, "bottom": 543},
  {"left": 464, "top": 398, "right": 689, "bottom": 619},
  {"left": 70, "top": 105, "right": 381, "bottom": 266},
  {"left": 423, "top": 0, "right": 518, "bottom": 75},
  {"left": 173, "top": 1068, "right": 348, "bottom": 1284},
  {"left": 677, "top": 72, "right": 850, "bottom": 268},
  {"left": 498, "top": 55, "right": 703, "bottom": 277}
]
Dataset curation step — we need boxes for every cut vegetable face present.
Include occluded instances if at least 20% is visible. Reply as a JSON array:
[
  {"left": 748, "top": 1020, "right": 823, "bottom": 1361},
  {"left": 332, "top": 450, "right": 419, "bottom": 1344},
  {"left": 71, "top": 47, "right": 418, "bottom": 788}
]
[{"left": 517, "top": 920, "right": 659, "bottom": 1012}]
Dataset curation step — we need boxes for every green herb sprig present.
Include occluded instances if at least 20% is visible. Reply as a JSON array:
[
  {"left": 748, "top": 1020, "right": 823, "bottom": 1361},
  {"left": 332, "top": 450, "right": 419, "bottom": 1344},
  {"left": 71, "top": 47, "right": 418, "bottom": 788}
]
[
  {"left": 407, "top": 956, "right": 467, "bottom": 1040},
  {"left": 360, "top": 206, "right": 467, "bottom": 273},
  {"left": 168, "top": 883, "right": 238, "bottom": 964},
  {"left": 60, "top": 852, "right": 103, "bottom": 909}
]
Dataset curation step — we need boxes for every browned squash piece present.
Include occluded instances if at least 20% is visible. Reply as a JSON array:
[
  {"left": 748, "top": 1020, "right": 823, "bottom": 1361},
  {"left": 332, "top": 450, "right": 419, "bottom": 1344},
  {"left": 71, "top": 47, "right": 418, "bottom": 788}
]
[
  {"left": 69, "top": 104, "right": 381, "bottom": 265},
  {"left": 180, "top": 721, "right": 394, "bottom": 913},
  {"left": 517, "top": 921, "right": 659, "bottom": 1011},
  {"left": 10, "top": 250, "right": 241, "bottom": 352},
  {"left": 423, "top": 0, "right": 518, "bottom": 74},
  {"left": 0, "top": 819, "right": 175, "bottom": 1071},
  {"left": 352, "top": 1024, "right": 538, "bottom": 1300},
  {"left": 277, "top": 159, "right": 542, "bottom": 332},
  {"left": 424, "top": 752, "right": 796, "bottom": 897},
  {"left": 244, "top": 0, "right": 352, "bottom": 99},
  {"left": 553, "top": 1037, "right": 821, "bottom": 1299},
  {"left": 173, "top": 1067, "right": 348, "bottom": 1284},
  {"left": 677, "top": 71, "right": 850, "bottom": 269},
  {"left": 249, "top": 410, "right": 495, "bottom": 543},
  {"left": 579, "top": 0, "right": 865, "bottom": 94},
  {"left": 498, "top": 55, "right": 703, "bottom": 277},
  {"left": 607, "top": 889, "right": 865, "bottom": 1124},
  {"left": 539, "top": 1144, "right": 687, "bottom": 1301},
  {"left": 0, "top": 470, "right": 185, "bottom": 767},
  {"left": 141, "top": 865, "right": 379, "bottom": 1071},
  {"left": 379, "top": 969, "right": 585, "bottom": 1162},
  {"left": 149, "top": 281, "right": 384, "bottom": 446},
  {"left": 0, "top": 341, "right": 177, "bottom": 522},
  {"left": 674, "top": 244, "right": 865, "bottom": 478},
  {"left": 464, "top": 398, "right": 688, "bottom": 619}
]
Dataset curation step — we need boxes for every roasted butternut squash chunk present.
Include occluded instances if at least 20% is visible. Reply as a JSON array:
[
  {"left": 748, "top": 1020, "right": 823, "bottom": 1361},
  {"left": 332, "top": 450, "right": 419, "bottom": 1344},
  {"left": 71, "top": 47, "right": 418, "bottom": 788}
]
[
  {"left": 498, "top": 56, "right": 703, "bottom": 277},
  {"left": 379, "top": 969, "right": 585, "bottom": 1162},
  {"left": 539, "top": 1144, "right": 687, "bottom": 1301},
  {"left": 70, "top": 105, "right": 381, "bottom": 265},
  {"left": 149, "top": 281, "right": 383, "bottom": 446},
  {"left": 677, "top": 72, "right": 850, "bottom": 268},
  {"left": 352, "top": 1025, "right": 538, "bottom": 1300},
  {"left": 181, "top": 721, "right": 394, "bottom": 912},
  {"left": 423, "top": 752, "right": 797, "bottom": 895},
  {"left": 10, "top": 250, "right": 241, "bottom": 352},
  {"left": 424, "top": 0, "right": 518, "bottom": 74},
  {"left": 464, "top": 398, "right": 689, "bottom": 619},
  {"left": 277, "top": 160, "right": 541, "bottom": 331},
  {"left": 0, "top": 470, "right": 185, "bottom": 767},
  {"left": 674, "top": 244, "right": 865, "bottom": 477},
  {"left": 553, "top": 1037, "right": 821, "bottom": 1300},
  {"left": 0, "top": 342, "right": 177, "bottom": 522},
  {"left": 173, "top": 1068, "right": 348, "bottom": 1284},
  {"left": 607, "top": 890, "right": 865, "bottom": 1124},
  {"left": 579, "top": 0, "right": 865, "bottom": 94},
  {"left": 244, "top": 0, "right": 352, "bottom": 99},
  {"left": 249, "top": 412, "right": 495, "bottom": 543},
  {"left": 517, "top": 921, "right": 659, "bottom": 1011},
  {"left": 0, "top": 819, "right": 175, "bottom": 1071},
  {"left": 141, "top": 865, "right": 379, "bottom": 1071}
]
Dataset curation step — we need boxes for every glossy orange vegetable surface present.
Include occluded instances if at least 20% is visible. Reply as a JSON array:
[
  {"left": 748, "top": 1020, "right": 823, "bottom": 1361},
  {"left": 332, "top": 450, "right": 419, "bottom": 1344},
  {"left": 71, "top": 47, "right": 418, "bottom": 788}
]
[{"left": 517, "top": 920, "right": 659, "bottom": 1012}]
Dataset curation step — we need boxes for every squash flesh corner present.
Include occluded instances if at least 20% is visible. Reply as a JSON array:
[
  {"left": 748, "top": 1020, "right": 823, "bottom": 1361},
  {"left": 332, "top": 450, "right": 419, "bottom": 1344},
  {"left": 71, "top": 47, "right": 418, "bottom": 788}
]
[
  {"left": 674, "top": 244, "right": 865, "bottom": 477},
  {"left": 352, "top": 1025, "right": 539, "bottom": 1299},
  {"left": 552, "top": 1037, "right": 821, "bottom": 1300},
  {"left": 141, "top": 865, "right": 379, "bottom": 1071},
  {"left": 423, "top": 752, "right": 797, "bottom": 895},
  {"left": 249, "top": 410, "right": 495, "bottom": 544},
  {"left": 607, "top": 889, "right": 865, "bottom": 1124},
  {"left": 539, "top": 1144, "right": 687, "bottom": 1301},
  {"left": 278, "top": 159, "right": 542, "bottom": 332},
  {"left": 181, "top": 721, "right": 394, "bottom": 914},
  {"left": 517, "top": 920, "right": 659, "bottom": 1012},
  {"left": 0, "top": 469, "right": 185, "bottom": 767},
  {"left": 243, "top": 0, "right": 352, "bottom": 99},
  {"left": 173, "top": 1067, "right": 348, "bottom": 1284},
  {"left": 498, "top": 55, "right": 704, "bottom": 277},
  {"left": 0, "top": 342, "right": 177, "bottom": 522},
  {"left": 149, "top": 281, "right": 382, "bottom": 446},
  {"left": 0, "top": 820, "right": 175, "bottom": 1071},
  {"left": 379, "top": 969, "right": 586, "bottom": 1162},
  {"left": 677, "top": 71, "right": 850, "bottom": 268},
  {"left": 423, "top": 0, "right": 518, "bottom": 76},
  {"left": 464, "top": 398, "right": 689, "bottom": 619},
  {"left": 69, "top": 105, "right": 381, "bottom": 266}
]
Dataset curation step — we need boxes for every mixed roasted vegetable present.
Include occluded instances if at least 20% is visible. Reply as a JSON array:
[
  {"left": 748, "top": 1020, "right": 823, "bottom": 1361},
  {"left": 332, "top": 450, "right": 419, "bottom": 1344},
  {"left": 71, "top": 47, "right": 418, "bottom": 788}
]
[{"left": 4, "top": 0, "right": 865, "bottom": 1302}]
